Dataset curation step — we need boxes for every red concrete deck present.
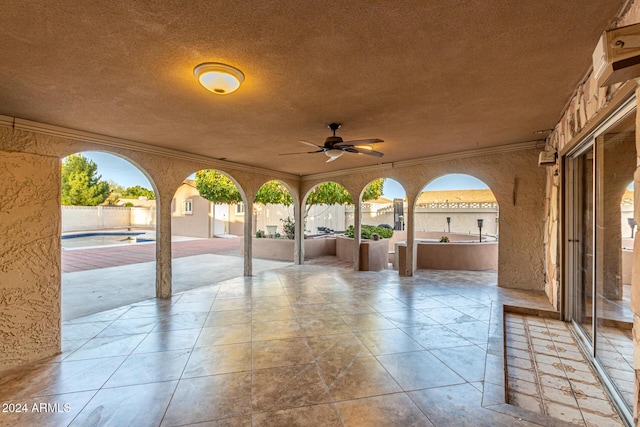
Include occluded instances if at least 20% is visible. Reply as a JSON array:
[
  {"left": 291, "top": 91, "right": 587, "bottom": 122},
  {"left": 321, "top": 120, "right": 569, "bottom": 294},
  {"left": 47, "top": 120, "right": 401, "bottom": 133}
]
[{"left": 62, "top": 238, "right": 242, "bottom": 273}]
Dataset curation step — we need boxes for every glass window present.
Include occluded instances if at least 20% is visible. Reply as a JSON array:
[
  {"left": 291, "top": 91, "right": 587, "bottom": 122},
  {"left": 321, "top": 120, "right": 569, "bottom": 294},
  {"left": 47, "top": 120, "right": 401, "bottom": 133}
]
[{"left": 183, "top": 199, "right": 193, "bottom": 215}]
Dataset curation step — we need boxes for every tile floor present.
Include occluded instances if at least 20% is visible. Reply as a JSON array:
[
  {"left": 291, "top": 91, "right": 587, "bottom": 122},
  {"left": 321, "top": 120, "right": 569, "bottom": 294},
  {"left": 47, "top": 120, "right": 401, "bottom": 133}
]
[
  {"left": 0, "top": 266, "right": 625, "bottom": 426},
  {"left": 505, "top": 314, "right": 625, "bottom": 426}
]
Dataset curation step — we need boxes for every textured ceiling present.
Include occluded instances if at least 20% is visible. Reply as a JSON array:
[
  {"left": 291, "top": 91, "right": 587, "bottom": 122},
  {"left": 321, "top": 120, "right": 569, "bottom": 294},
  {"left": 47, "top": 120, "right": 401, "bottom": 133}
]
[{"left": 0, "top": 1, "right": 623, "bottom": 175}]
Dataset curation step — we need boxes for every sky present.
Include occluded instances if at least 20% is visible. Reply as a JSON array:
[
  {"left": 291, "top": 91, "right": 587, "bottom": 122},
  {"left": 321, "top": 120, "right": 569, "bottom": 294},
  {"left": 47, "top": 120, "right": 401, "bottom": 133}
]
[
  {"left": 80, "top": 151, "right": 489, "bottom": 197},
  {"left": 83, "top": 152, "right": 153, "bottom": 189}
]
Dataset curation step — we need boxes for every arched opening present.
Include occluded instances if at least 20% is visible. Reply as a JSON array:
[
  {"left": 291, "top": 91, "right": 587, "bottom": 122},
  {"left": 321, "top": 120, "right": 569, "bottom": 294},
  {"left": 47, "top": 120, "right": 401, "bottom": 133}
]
[
  {"left": 300, "top": 181, "right": 353, "bottom": 266},
  {"left": 250, "top": 179, "right": 299, "bottom": 265},
  {"left": 412, "top": 173, "right": 499, "bottom": 273},
  {"left": 354, "top": 178, "right": 405, "bottom": 271},
  {"left": 169, "top": 169, "right": 247, "bottom": 294},
  {"left": 61, "top": 151, "right": 157, "bottom": 321}
]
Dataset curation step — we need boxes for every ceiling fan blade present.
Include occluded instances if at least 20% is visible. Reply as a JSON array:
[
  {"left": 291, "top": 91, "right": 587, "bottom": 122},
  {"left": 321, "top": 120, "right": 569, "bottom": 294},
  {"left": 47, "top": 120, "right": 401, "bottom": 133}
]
[
  {"left": 351, "top": 147, "right": 384, "bottom": 157},
  {"left": 279, "top": 150, "right": 324, "bottom": 155},
  {"left": 334, "top": 138, "right": 383, "bottom": 147},
  {"left": 299, "top": 140, "right": 321, "bottom": 148}
]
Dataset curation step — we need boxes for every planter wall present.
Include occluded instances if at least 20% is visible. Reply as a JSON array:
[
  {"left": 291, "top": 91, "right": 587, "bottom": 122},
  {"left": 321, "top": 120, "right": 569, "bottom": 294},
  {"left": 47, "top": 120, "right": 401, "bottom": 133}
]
[
  {"left": 396, "top": 241, "right": 498, "bottom": 271},
  {"left": 336, "top": 236, "right": 389, "bottom": 271},
  {"left": 249, "top": 237, "right": 336, "bottom": 261}
]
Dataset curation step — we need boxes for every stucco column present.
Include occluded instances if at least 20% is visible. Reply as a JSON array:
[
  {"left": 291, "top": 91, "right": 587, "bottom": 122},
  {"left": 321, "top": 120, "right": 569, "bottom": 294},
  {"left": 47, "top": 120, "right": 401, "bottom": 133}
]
[
  {"left": 401, "top": 195, "right": 416, "bottom": 276},
  {"left": 0, "top": 150, "right": 61, "bottom": 372},
  {"left": 294, "top": 200, "right": 304, "bottom": 264},
  {"left": 244, "top": 199, "right": 253, "bottom": 276},
  {"left": 352, "top": 201, "right": 361, "bottom": 271},
  {"left": 155, "top": 192, "right": 172, "bottom": 298}
]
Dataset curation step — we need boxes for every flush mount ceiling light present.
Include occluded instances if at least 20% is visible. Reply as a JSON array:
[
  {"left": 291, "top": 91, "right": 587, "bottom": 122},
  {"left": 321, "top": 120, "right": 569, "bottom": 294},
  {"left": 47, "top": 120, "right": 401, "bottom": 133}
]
[{"left": 194, "top": 62, "right": 245, "bottom": 95}]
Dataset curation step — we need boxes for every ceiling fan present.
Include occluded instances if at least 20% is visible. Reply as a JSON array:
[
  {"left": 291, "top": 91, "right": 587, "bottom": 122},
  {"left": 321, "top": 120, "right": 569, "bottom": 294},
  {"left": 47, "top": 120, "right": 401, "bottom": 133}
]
[{"left": 281, "top": 123, "right": 384, "bottom": 163}]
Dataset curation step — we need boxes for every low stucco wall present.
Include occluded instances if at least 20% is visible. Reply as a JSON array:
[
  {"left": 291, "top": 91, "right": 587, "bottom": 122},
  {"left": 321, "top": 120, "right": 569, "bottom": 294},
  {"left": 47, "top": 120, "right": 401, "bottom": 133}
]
[
  {"left": 336, "top": 236, "right": 389, "bottom": 271},
  {"left": 336, "top": 235, "right": 353, "bottom": 262},
  {"left": 360, "top": 240, "right": 389, "bottom": 271},
  {"left": 249, "top": 237, "right": 336, "bottom": 261},
  {"left": 396, "top": 241, "right": 498, "bottom": 271},
  {"left": 387, "top": 231, "right": 493, "bottom": 253}
]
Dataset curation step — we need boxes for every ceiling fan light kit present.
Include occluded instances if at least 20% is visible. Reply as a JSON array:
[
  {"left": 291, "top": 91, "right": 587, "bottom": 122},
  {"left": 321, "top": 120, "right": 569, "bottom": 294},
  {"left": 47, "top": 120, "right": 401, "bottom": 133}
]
[
  {"left": 280, "top": 123, "right": 384, "bottom": 162},
  {"left": 194, "top": 62, "right": 245, "bottom": 94}
]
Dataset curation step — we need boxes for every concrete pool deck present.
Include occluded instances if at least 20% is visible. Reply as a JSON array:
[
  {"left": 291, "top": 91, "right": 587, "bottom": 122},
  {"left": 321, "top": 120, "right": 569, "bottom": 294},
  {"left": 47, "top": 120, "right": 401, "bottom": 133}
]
[{"left": 62, "top": 235, "right": 242, "bottom": 273}]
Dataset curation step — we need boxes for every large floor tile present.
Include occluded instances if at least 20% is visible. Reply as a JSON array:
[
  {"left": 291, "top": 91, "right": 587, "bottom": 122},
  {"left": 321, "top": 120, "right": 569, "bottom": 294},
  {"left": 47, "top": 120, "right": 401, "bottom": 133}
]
[
  {"left": 162, "top": 373, "right": 252, "bottom": 426},
  {"left": 319, "top": 355, "right": 402, "bottom": 400},
  {"left": 252, "top": 404, "right": 342, "bottom": 427},
  {"left": 105, "top": 349, "right": 191, "bottom": 387},
  {"left": 378, "top": 350, "right": 465, "bottom": 391},
  {"left": 429, "top": 345, "right": 487, "bottom": 382},
  {"left": 336, "top": 393, "right": 434, "bottom": 427},
  {"left": 70, "top": 381, "right": 177, "bottom": 426},
  {"left": 252, "top": 338, "right": 315, "bottom": 369},
  {"left": 183, "top": 343, "right": 251, "bottom": 377},
  {"left": 356, "top": 328, "right": 423, "bottom": 355},
  {"left": 409, "top": 383, "right": 522, "bottom": 427},
  {"left": 251, "top": 364, "right": 332, "bottom": 413}
]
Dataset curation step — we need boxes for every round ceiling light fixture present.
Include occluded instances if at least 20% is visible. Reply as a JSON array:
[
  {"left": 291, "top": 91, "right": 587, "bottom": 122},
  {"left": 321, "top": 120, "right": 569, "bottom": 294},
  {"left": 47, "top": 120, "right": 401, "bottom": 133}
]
[{"left": 194, "top": 62, "right": 245, "bottom": 95}]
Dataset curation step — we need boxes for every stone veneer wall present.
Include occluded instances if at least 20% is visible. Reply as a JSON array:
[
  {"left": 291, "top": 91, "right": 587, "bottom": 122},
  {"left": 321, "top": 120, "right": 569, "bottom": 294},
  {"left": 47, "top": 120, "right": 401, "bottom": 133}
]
[{"left": 0, "top": 151, "right": 61, "bottom": 372}]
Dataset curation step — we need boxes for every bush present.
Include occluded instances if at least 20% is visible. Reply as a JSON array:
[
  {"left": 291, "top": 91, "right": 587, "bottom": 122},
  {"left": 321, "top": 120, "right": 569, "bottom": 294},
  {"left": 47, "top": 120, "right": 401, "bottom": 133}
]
[
  {"left": 256, "top": 230, "right": 265, "bottom": 238},
  {"left": 280, "top": 217, "right": 295, "bottom": 240},
  {"left": 344, "top": 225, "right": 393, "bottom": 239}
]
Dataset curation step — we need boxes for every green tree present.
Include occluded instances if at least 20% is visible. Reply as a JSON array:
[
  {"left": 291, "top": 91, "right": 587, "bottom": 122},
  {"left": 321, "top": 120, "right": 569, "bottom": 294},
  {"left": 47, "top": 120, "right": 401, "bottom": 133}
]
[
  {"left": 61, "top": 154, "right": 111, "bottom": 206},
  {"left": 122, "top": 185, "right": 156, "bottom": 200},
  {"left": 306, "top": 179, "right": 384, "bottom": 205},
  {"left": 255, "top": 180, "right": 292, "bottom": 206},
  {"left": 195, "top": 170, "right": 242, "bottom": 204}
]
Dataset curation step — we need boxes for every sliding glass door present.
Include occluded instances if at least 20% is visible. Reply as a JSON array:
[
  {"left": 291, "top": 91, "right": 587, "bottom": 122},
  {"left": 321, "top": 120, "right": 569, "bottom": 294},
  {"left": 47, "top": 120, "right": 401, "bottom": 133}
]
[{"left": 565, "top": 100, "right": 636, "bottom": 419}]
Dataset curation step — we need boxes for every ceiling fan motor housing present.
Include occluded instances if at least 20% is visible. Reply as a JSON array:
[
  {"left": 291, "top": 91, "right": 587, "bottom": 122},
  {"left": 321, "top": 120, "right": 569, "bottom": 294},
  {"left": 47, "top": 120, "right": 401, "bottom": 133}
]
[{"left": 324, "top": 135, "right": 343, "bottom": 147}]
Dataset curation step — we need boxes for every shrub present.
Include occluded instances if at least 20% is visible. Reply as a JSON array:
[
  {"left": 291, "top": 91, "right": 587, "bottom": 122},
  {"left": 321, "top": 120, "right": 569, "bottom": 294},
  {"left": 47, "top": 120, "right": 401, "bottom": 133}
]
[
  {"left": 256, "top": 230, "right": 265, "bottom": 238},
  {"left": 344, "top": 225, "right": 393, "bottom": 239},
  {"left": 280, "top": 217, "right": 295, "bottom": 240}
]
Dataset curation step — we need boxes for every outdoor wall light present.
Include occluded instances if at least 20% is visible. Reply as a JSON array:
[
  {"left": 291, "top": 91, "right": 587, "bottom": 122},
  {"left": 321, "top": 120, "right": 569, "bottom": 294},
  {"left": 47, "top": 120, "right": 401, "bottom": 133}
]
[
  {"left": 477, "top": 218, "right": 484, "bottom": 242},
  {"left": 194, "top": 62, "right": 245, "bottom": 95}
]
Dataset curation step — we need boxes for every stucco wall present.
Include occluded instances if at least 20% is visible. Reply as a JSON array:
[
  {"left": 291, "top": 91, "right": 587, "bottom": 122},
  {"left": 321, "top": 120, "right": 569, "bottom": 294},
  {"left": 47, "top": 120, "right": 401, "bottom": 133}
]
[
  {"left": 0, "top": 150, "right": 61, "bottom": 372},
  {"left": 171, "top": 183, "right": 212, "bottom": 238},
  {"left": 61, "top": 205, "right": 155, "bottom": 232},
  {"left": 303, "top": 147, "right": 546, "bottom": 290}
]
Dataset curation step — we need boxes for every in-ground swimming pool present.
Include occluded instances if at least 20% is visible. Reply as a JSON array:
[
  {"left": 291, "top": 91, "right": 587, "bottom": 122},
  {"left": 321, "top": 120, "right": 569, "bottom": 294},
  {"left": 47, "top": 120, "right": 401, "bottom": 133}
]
[{"left": 61, "top": 232, "right": 152, "bottom": 249}]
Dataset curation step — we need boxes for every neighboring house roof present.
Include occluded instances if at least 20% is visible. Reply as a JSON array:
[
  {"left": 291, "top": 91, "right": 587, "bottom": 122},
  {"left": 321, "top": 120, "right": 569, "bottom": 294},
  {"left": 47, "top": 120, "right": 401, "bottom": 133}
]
[
  {"left": 183, "top": 179, "right": 197, "bottom": 188},
  {"left": 416, "top": 189, "right": 496, "bottom": 205}
]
